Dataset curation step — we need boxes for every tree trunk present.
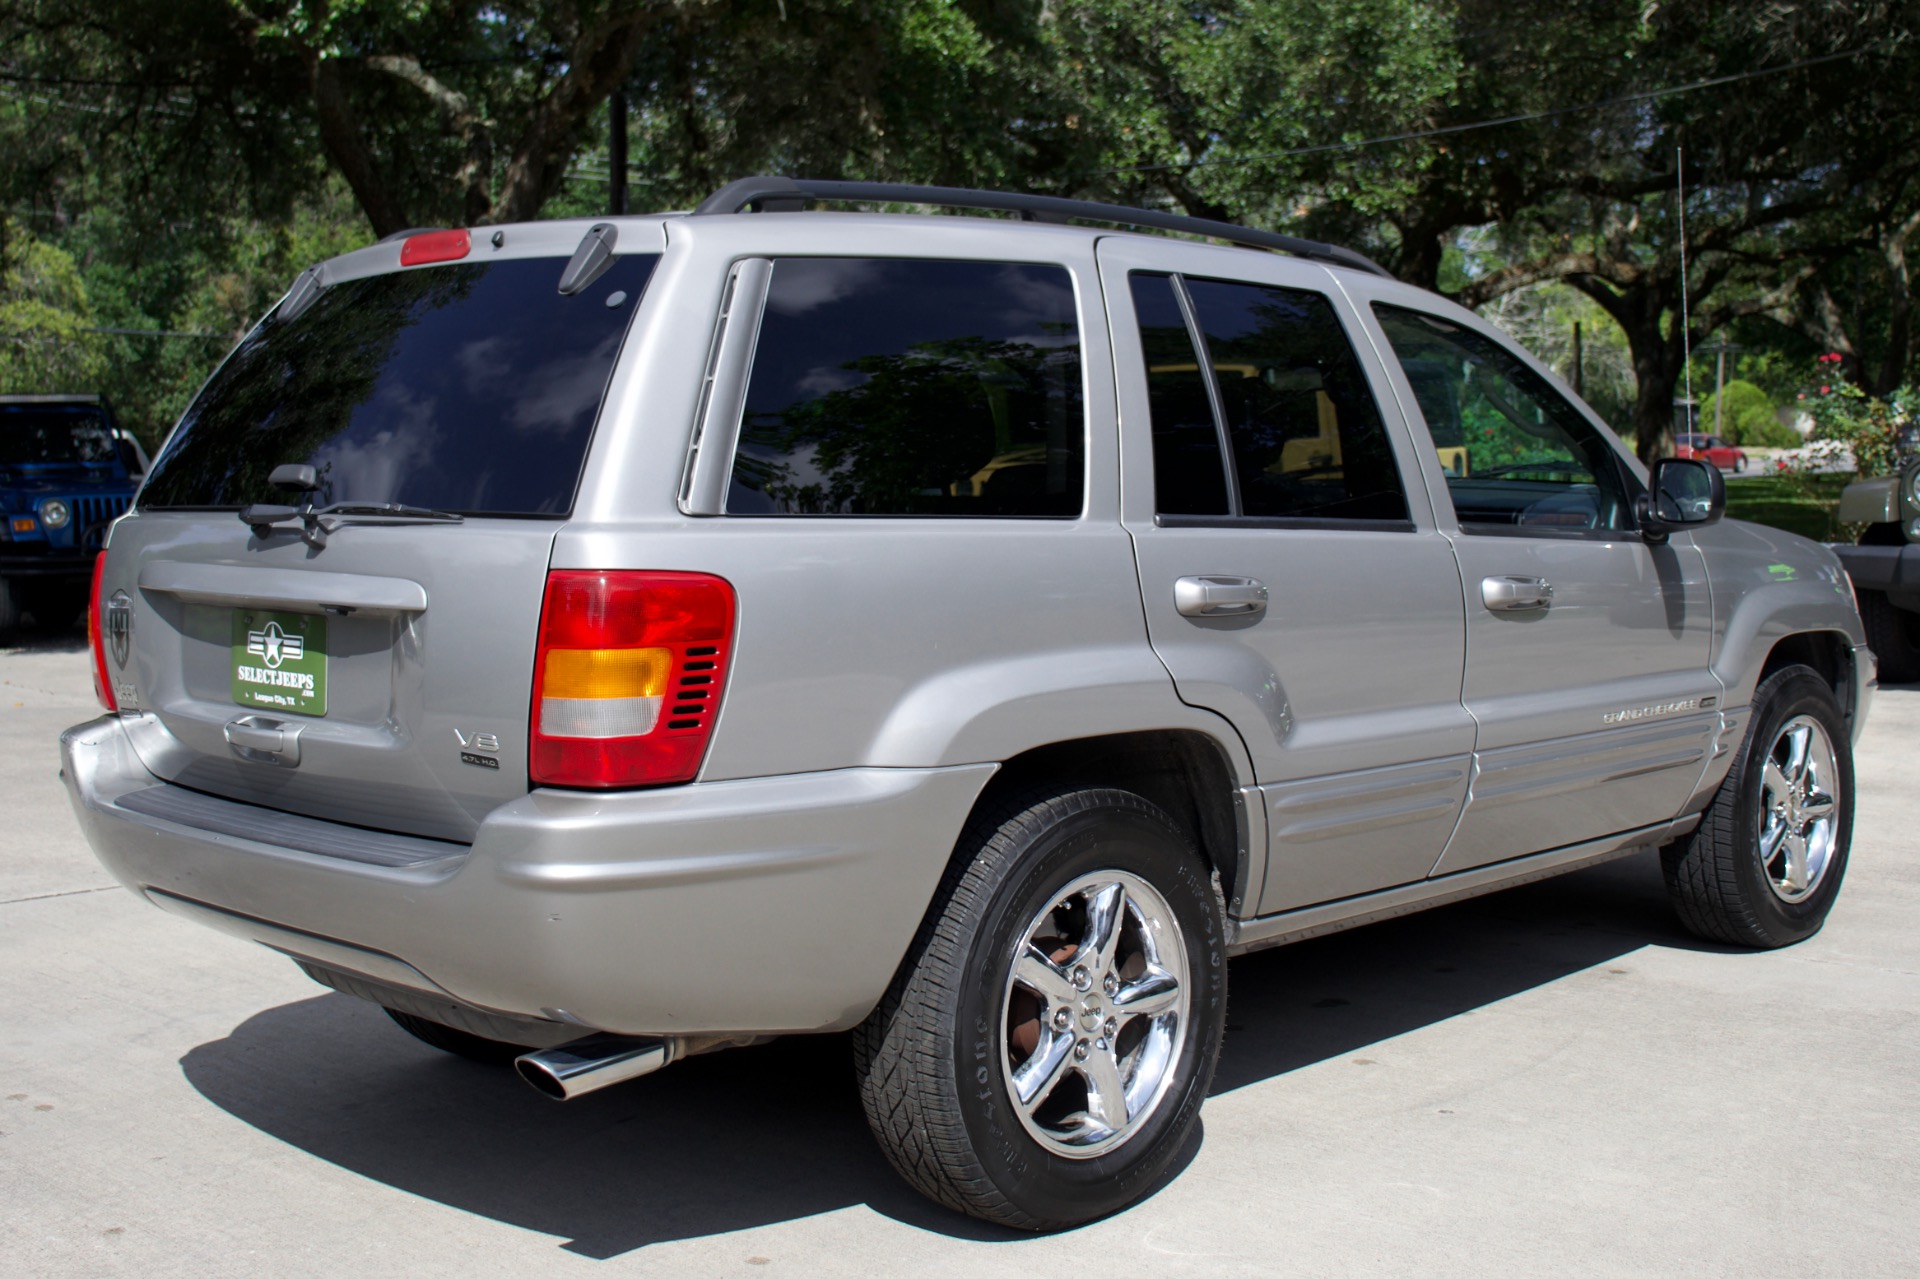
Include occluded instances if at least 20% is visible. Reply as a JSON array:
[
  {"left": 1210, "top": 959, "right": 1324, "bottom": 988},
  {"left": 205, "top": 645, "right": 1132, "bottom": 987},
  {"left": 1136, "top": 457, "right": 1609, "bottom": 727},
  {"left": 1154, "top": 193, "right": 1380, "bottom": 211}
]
[
  {"left": 1629, "top": 347, "right": 1684, "bottom": 467},
  {"left": 491, "top": 15, "right": 660, "bottom": 225},
  {"left": 1568, "top": 276, "right": 1685, "bottom": 465},
  {"left": 310, "top": 58, "right": 410, "bottom": 240},
  {"left": 1870, "top": 207, "right": 1920, "bottom": 396},
  {"left": 1391, "top": 217, "right": 1448, "bottom": 291}
]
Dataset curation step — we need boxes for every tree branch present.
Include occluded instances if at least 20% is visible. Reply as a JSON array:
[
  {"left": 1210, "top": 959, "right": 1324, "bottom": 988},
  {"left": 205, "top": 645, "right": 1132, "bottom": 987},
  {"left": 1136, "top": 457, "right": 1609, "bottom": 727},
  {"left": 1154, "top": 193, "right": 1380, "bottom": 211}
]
[
  {"left": 364, "top": 54, "right": 493, "bottom": 226},
  {"left": 311, "top": 55, "right": 408, "bottom": 239},
  {"left": 1450, "top": 251, "right": 1640, "bottom": 311},
  {"left": 1873, "top": 203, "right": 1920, "bottom": 393},
  {"left": 491, "top": 7, "right": 688, "bottom": 225}
]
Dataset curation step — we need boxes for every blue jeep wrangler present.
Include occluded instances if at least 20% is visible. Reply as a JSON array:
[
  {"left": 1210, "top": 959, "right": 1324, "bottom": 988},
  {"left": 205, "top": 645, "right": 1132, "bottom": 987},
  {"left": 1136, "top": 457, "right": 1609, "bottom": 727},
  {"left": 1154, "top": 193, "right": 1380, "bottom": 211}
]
[{"left": 0, "top": 395, "right": 143, "bottom": 639}]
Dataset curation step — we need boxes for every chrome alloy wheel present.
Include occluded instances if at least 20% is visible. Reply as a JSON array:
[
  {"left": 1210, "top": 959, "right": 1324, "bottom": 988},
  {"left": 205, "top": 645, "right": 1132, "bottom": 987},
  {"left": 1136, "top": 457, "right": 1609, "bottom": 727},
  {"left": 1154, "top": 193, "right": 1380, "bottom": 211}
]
[
  {"left": 1756, "top": 713, "right": 1842, "bottom": 903},
  {"left": 1000, "top": 869, "right": 1189, "bottom": 1160}
]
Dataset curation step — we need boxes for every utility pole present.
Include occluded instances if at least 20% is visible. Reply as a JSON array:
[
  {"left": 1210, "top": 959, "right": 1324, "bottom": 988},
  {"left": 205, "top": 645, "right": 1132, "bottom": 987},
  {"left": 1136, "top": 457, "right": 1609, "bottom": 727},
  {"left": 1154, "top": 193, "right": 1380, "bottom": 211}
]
[
  {"left": 1696, "top": 335, "right": 1746, "bottom": 437},
  {"left": 608, "top": 90, "right": 629, "bottom": 216}
]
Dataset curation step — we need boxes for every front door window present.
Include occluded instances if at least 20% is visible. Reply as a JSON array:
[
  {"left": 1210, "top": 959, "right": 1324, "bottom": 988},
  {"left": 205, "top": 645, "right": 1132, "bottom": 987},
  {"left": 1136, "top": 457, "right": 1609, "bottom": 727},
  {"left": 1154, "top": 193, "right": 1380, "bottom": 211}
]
[{"left": 1372, "top": 304, "right": 1635, "bottom": 535}]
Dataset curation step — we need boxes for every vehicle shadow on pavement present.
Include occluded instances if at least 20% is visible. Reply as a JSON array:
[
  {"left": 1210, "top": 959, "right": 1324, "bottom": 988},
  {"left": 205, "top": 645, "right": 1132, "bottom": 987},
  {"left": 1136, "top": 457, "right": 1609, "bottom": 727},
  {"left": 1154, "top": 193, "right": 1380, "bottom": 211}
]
[
  {"left": 1210, "top": 848, "right": 1717, "bottom": 1093},
  {"left": 181, "top": 996, "right": 1018, "bottom": 1255},
  {"left": 0, "top": 626, "right": 87, "bottom": 656},
  {"left": 178, "top": 848, "right": 1719, "bottom": 1257}
]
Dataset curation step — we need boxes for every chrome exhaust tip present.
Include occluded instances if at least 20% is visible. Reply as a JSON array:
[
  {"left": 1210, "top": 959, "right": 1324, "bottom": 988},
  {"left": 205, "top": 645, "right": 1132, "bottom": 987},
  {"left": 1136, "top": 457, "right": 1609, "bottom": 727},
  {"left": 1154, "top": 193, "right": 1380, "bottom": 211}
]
[{"left": 514, "top": 1033, "right": 676, "bottom": 1101}]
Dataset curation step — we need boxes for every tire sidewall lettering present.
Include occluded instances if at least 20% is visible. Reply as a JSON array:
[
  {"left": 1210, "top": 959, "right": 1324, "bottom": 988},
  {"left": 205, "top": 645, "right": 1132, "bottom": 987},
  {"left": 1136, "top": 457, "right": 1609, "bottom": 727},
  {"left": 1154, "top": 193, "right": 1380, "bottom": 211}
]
[{"left": 949, "top": 798, "right": 1226, "bottom": 1222}]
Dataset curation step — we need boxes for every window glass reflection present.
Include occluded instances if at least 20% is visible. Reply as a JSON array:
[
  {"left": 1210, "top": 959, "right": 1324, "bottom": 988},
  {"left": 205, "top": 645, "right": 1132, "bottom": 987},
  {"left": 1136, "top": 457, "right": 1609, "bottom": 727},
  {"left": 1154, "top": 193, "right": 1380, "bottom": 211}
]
[{"left": 729, "top": 259, "right": 1085, "bottom": 517}]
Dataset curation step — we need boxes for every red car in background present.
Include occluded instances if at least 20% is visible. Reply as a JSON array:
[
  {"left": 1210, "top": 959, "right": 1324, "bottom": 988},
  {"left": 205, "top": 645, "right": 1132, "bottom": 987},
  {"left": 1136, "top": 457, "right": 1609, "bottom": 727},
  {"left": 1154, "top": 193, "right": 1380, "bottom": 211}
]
[{"left": 1676, "top": 432, "right": 1749, "bottom": 471}]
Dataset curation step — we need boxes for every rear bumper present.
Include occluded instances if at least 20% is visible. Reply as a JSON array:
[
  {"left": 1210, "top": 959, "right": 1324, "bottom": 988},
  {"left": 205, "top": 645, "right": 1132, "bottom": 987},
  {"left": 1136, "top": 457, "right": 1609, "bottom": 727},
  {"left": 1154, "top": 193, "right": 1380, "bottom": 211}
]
[
  {"left": 1831, "top": 542, "right": 1920, "bottom": 606},
  {"left": 63, "top": 713, "right": 993, "bottom": 1036}
]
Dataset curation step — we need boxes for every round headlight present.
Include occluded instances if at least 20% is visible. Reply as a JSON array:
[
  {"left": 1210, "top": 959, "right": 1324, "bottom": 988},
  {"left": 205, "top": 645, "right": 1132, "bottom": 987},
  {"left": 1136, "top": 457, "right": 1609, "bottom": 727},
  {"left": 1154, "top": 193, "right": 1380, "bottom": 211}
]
[
  {"left": 1905, "top": 461, "right": 1920, "bottom": 509},
  {"left": 39, "top": 499, "right": 70, "bottom": 529}
]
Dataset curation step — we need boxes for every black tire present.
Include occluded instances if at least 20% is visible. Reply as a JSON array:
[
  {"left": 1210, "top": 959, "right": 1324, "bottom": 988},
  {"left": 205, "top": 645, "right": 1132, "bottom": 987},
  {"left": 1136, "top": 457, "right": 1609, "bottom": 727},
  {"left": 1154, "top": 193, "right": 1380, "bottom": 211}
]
[
  {"left": 1661, "top": 665, "right": 1854, "bottom": 948},
  {"left": 15, "top": 581, "right": 88, "bottom": 633},
  {"left": 1858, "top": 589, "right": 1920, "bottom": 684},
  {"left": 0, "top": 582, "right": 19, "bottom": 643},
  {"left": 853, "top": 787, "right": 1226, "bottom": 1230},
  {"left": 383, "top": 1007, "right": 531, "bottom": 1066}
]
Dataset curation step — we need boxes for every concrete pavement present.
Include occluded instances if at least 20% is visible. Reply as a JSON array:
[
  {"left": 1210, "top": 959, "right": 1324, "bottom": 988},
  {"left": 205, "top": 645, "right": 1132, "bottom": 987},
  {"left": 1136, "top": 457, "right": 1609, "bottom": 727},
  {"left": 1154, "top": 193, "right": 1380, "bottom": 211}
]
[{"left": 3, "top": 632, "right": 1915, "bottom": 1277}]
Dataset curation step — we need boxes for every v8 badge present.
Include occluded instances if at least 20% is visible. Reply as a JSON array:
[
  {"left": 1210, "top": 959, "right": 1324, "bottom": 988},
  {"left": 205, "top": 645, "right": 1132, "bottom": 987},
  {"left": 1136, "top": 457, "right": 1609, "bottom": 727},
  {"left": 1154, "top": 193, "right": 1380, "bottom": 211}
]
[{"left": 456, "top": 727, "right": 501, "bottom": 769}]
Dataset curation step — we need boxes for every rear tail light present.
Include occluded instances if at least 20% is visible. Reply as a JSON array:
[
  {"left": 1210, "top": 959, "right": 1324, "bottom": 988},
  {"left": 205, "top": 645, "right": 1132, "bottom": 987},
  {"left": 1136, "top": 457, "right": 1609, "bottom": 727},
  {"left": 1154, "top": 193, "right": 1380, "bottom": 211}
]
[
  {"left": 87, "top": 552, "right": 115, "bottom": 712},
  {"left": 530, "top": 571, "right": 736, "bottom": 788}
]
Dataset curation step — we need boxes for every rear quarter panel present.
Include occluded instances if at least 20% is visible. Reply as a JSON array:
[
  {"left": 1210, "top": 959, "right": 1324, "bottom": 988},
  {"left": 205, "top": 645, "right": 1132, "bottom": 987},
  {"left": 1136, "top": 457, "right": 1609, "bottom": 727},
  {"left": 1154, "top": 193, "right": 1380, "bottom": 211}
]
[{"left": 558, "top": 215, "right": 1254, "bottom": 784}]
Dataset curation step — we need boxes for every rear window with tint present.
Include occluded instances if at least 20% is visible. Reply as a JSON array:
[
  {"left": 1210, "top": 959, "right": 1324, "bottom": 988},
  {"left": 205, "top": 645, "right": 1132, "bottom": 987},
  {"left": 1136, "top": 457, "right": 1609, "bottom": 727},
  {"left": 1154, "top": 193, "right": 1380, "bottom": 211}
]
[
  {"left": 727, "top": 258, "right": 1085, "bottom": 517},
  {"left": 139, "top": 255, "right": 656, "bottom": 515}
]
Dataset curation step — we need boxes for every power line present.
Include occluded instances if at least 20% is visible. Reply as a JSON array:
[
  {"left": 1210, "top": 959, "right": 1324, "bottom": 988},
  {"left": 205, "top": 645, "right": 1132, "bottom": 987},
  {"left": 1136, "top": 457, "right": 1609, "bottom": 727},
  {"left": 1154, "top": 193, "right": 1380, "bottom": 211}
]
[
  {"left": 83, "top": 326, "right": 225, "bottom": 340},
  {"left": 1089, "top": 46, "right": 1873, "bottom": 177},
  {"left": 0, "top": 69, "right": 192, "bottom": 89}
]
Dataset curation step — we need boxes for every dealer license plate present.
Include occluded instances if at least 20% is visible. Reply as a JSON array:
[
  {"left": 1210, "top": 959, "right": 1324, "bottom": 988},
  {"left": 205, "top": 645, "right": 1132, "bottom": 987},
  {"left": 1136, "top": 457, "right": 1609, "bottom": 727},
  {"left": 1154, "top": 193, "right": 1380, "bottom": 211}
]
[{"left": 230, "top": 609, "right": 328, "bottom": 717}]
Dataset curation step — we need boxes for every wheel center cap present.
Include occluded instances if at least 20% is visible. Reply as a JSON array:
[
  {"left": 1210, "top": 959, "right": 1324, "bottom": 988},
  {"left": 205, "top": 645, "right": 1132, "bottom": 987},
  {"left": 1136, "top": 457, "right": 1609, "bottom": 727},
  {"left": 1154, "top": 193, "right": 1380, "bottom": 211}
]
[{"left": 1079, "top": 998, "right": 1105, "bottom": 1033}]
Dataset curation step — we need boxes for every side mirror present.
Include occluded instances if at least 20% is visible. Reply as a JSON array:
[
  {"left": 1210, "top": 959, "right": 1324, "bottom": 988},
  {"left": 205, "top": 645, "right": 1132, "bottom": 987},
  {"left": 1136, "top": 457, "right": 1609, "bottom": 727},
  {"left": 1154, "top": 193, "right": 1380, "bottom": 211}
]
[
  {"left": 1637, "top": 456, "right": 1726, "bottom": 542},
  {"left": 116, "top": 438, "right": 144, "bottom": 479}
]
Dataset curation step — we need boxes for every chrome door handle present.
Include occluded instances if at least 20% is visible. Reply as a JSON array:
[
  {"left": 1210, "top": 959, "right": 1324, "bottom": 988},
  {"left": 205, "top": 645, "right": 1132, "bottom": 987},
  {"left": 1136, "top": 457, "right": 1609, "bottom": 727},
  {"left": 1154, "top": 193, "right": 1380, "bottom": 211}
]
[
  {"left": 1175, "top": 576, "right": 1269, "bottom": 617},
  {"left": 225, "top": 715, "right": 302, "bottom": 765},
  {"left": 1481, "top": 575, "right": 1554, "bottom": 612}
]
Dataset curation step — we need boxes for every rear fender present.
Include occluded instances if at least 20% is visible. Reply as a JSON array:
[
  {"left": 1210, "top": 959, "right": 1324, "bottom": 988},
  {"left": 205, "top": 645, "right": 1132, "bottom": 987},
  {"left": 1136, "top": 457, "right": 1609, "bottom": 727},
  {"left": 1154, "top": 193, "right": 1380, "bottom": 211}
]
[{"left": 863, "top": 644, "right": 1255, "bottom": 785}]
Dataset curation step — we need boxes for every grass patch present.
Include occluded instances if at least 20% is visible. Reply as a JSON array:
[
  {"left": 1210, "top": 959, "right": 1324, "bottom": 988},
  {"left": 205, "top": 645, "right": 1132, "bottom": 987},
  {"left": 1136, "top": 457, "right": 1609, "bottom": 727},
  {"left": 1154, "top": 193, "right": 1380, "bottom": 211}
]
[{"left": 1724, "top": 473, "right": 1856, "bottom": 542}]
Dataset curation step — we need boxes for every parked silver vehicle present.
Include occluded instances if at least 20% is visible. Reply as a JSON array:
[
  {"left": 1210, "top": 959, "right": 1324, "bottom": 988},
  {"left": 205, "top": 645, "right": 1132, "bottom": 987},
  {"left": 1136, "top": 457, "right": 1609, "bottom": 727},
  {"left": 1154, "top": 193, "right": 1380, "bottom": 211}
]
[{"left": 63, "top": 178, "right": 1873, "bottom": 1229}]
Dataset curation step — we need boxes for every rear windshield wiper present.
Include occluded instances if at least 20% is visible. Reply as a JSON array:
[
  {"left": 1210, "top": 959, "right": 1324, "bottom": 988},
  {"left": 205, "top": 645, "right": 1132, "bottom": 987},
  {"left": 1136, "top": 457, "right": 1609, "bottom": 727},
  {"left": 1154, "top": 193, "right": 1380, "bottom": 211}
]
[
  {"left": 319, "top": 502, "right": 465, "bottom": 523},
  {"left": 240, "top": 499, "right": 464, "bottom": 548}
]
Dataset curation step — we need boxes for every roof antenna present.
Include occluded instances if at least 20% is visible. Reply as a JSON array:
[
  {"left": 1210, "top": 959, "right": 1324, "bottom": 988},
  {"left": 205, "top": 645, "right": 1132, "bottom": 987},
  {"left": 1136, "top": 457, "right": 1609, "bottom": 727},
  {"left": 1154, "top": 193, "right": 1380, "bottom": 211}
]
[{"left": 1675, "top": 147, "right": 1695, "bottom": 427}]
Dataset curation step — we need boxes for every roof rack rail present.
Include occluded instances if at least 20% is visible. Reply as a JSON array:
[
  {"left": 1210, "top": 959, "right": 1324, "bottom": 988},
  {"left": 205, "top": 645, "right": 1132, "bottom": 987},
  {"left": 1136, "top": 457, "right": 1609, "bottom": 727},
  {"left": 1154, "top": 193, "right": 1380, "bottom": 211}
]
[{"left": 692, "top": 176, "right": 1390, "bottom": 277}]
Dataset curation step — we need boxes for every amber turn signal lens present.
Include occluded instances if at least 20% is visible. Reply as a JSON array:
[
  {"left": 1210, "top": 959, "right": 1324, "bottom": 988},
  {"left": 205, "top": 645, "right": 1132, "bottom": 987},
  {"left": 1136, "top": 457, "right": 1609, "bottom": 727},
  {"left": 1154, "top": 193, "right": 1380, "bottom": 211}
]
[{"left": 541, "top": 647, "right": 671, "bottom": 700}]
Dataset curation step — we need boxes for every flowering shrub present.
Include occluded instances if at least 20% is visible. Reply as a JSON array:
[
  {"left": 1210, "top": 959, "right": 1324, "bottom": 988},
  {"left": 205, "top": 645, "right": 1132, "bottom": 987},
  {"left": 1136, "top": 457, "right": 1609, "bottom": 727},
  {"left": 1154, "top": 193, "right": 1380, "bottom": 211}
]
[{"left": 1799, "top": 355, "right": 1914, "bottom": 479}]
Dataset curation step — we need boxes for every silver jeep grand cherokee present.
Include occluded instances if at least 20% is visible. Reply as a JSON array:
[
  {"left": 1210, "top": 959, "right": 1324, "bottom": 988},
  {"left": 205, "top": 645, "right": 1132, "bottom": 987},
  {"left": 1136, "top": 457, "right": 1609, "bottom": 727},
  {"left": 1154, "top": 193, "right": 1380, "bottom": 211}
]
[{"left": 63, "top": 178, "right": 1873, "bottom": 1229}]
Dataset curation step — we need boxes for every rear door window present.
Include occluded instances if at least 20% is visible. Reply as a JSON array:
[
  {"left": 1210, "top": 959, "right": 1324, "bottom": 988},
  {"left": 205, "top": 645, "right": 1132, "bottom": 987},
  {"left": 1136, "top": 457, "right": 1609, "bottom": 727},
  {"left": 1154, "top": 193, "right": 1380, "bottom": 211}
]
[
  {"left": 138, "top": 254, "right": 657, "bottom": 516},
  {"left": 1130, "top": 275, "right": 1230, "bottom": 516},
  {"left": 1129, "top": 272, "right": 1410, "bottom": 524},
  {"left": 727, "top": 258, "right": 1085, "bottom": 517}
]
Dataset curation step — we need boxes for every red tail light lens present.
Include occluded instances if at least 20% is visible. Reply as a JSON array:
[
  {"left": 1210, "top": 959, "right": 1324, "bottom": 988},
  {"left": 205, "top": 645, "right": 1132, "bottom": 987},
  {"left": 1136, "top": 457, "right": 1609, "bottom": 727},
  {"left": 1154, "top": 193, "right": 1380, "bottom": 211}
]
[
  {"left": 530, "top": 571, "right": 736, "bottom": 788},
  {"left": 87, "top": 551, "right": 116, "bottom": 712},
  {"left": 399, "top": 228, "right": 471, "bottom": 266}
]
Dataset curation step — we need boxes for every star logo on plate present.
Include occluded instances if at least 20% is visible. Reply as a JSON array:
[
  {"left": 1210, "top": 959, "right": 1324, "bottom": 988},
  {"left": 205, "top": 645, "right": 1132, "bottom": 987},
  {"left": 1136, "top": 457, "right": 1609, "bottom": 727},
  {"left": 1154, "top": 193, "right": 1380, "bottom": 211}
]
[{"left": 246, "top": 621, "right": 304, "bottom": 669}]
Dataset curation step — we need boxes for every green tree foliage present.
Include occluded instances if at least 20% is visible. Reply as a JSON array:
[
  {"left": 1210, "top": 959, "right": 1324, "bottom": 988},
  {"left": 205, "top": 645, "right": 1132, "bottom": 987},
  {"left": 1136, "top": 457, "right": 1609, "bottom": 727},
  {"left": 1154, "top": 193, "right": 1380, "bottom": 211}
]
[
  {"left": 0, "top": 221, "right": 105, "bottom": 392},
  {"left": 1041, "top": 0, "right": 1475, "bottom": 246},
  {"left": 1431, "top": 2, "right": 1920, "bottom": 462},
  {"left": 609, "top": 0, "right": 1074, "bottom": 209},
  {"left": 1701, "top": 380, "right": 1796, "bottom": 448},
  {"left": 3, "top": 0, "right": 1918, "bottom": 466},
  {"left": 1049, "top": 1, "right": 1920, "bottom": 463}
]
